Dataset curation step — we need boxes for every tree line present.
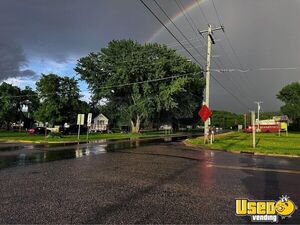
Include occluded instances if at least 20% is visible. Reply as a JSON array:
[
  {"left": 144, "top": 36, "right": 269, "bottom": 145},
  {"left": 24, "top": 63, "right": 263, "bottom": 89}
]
[{"left": 0, "top": 74, "right": 90, "bottom": 130}]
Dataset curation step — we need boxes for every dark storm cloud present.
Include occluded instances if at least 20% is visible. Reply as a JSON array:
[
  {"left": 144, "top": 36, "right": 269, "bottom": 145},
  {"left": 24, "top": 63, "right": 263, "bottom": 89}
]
[
  {"left": 0, "top": 0, "right": 157, "bottom": 80},
  {"left": 0, "top": 38, "right": 35, "bottom": 80},
  {"left": 2, "top": 0, "right": 299, "bottom": 112},
  {"left": 152, "top": 0, "right": 300, "bottom": 112}
]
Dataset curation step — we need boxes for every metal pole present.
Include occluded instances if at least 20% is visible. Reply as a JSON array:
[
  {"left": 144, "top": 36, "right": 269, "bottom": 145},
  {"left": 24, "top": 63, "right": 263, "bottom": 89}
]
[
  {"left": 251, "top": 111, "right": 256, "bottom": 148},
  {"left": 86, "top": 126, "right": 89, "bottom": 141},
  {"left": 77, "top": 124, "right": 81, "bottom": 141},
  {"left": 45, "top": 123, "right": 47, "bottom": 138},
  {"left": 254, "top": 101, "right": 262, "bottom": 130}
]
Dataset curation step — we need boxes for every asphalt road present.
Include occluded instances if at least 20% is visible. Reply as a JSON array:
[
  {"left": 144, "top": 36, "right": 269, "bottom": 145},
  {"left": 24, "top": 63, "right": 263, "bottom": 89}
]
[{"left": 0, "top": 138, "right": 299, "bottom": 224}]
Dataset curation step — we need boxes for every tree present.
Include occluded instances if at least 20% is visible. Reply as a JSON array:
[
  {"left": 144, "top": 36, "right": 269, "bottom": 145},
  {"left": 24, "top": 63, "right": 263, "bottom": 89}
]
[
  {"left": 210, "top": 111, "right": 239, "bottom": 129},
  {"left": 0, "top": 82, "right": 22, "bottom": 130},
  {"left": 75, "top": 40, "right": 204, "bottom": 133},
  {"left": 35, "top": 74, "right": 83, "bottom": 126},
  {"left": 277, "top": 82, "right": 300, "bottom": 130}
]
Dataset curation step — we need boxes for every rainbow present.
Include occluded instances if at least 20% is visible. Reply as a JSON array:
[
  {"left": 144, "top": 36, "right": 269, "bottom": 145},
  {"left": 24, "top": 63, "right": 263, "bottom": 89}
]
[{"left": 147, "top": 0, "right": 207, "bottom": 43}]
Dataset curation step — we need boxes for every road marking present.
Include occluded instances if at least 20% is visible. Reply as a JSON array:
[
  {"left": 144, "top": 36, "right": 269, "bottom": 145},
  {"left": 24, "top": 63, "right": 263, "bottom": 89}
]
[{"left": 207, "top": 164, "right": 300, "bottom": 174}]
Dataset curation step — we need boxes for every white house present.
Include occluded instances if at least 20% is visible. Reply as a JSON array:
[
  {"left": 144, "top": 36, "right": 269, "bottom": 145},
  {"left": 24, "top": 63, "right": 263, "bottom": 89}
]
[{"left": 91, "top": 114, "right": 109, "bottom": 132}]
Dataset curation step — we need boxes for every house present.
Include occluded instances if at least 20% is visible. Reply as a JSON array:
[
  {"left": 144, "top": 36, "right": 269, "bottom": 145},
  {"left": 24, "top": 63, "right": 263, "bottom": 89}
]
[{"left": 90, "top": 114, "right": 109, "bottom": 132}]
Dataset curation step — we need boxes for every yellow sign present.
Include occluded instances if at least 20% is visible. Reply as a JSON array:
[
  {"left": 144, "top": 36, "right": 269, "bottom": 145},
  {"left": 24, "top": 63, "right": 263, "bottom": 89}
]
[
  {"left": 236, "top": 195, "right": 297, "bottom": 223},
  {"left": 281, "top": 122, "right": 288, "bottom": 131},
  {"left": 77, "top": 114, "right": 85, "bottom": 125}
]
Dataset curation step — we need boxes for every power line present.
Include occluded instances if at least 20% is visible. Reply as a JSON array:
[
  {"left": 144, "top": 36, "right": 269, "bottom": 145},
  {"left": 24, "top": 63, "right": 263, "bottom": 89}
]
[
  {"left": 96, "top": 73, "right": 198, "bottom": 89},
  {"left": 209, "top": 0, "right": 259, "bottom": 98},
  {"left": 163, "top": 36, "right": 221, "bottom": 48},
  {"left": 194, "top": 0, "right": 209, "bottom": 25},
  {"left": 211, "top": 74, "right": 250, "bottom": 110},
  {"left": 0, "top": 72, "right": 199, "bottom": 99},
  {"left": 176, "top": 0, "right": 252, "bottom": 103},
  {"left": 139, "top": 0, "right": 202, "bottom": 66},
  {"left": 212, "top": 67, "right": 300, "bottom": 73},
  {"left": 216, "top": 41, "right": 255, "bottom": 97},
  {"left": 175, "top": 0, "right": 199, "bottom": 37},
  {"left": 173, "top": 0, "right": 226, "bottom": 69},
  {"left": 176, "top": 44, "right": 204, "bottom": 52},
  {"left": 210, "top": 0, "right": 261, "bottom": 95},
  {"left": 211, "top": 0, "right": 245, "bottom": 70},
  {"left": 140, "top": 0, "right": 250, "bottom": 110},
  {"left": 152, "top": 0, "right": 207, "bottom": 65},
  {"left": 164, "top": 36, "right": 199, "bottom": 47},
  {"left": 211, "top": 0, "right": 222, "bottom": 27}
]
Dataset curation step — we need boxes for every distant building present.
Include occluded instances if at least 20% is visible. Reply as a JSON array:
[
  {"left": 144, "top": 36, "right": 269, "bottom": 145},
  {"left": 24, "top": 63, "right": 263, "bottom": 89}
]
[
  {"left": 91, "top": 114, "right": 109, "bottom": 132},
  {"left": 273, "top": 115, "right": 289, "bottom": 123}
]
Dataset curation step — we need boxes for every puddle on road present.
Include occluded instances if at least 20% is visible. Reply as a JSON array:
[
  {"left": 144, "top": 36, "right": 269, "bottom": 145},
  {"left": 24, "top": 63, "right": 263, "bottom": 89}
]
[{"left": 0, "top": 135, "right": 197, "bottom": 170}]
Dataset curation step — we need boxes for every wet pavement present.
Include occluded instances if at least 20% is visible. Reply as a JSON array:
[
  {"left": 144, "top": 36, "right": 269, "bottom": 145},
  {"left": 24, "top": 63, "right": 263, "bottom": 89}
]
[{"left": 0, "top": 136, "right": 299, "bottom": 224}]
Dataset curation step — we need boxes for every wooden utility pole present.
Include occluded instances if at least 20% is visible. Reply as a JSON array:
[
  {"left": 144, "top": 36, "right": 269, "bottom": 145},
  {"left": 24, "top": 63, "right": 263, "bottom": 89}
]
[{"left": 199, "top": 24, "right": 224, "bottom": 143}]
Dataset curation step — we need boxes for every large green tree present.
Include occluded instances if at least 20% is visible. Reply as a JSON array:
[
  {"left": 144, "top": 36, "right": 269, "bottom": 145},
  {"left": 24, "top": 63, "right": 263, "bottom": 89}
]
[
  {"left": 277, "top": 82, "right": 300, "bottom": 130},
  {"left": 75, "top": 40, "right": 204, "bottom": 133},
  {"left": 35, "top": 74, "right": 83, "bottom": 126}
]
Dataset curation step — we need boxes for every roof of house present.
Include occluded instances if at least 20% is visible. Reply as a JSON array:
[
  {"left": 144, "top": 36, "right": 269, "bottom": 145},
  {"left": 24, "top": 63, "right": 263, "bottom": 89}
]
[{"left": 94, "top": 113, "right": 109, "bottom": 121}]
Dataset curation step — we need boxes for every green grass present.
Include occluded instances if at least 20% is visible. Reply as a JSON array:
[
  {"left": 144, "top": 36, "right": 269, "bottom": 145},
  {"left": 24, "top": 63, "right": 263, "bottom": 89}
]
[
  {"left": 187, "top": 132, "right": 300, "bottom": 156},
  {"left": 0, "top": 130, "right": 175, "bottom": 143}
]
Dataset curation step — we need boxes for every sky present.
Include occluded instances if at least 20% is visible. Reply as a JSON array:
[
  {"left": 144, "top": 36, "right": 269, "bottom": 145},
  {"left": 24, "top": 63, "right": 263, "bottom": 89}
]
[{"left": 0, "top": 0, "right": 300, "bottom": 112}]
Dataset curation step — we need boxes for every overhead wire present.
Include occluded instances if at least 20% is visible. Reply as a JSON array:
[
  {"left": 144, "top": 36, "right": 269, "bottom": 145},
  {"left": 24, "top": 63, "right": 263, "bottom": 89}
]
[
  {"left": 211, "top": 0, "right": 245, "bottom": 69},
  {"left": 207, "top": 0, "right": 259, "bottom": 101},
  {"left": 139, "top": 0, "right": 203, "bottom": 66},
  {"left": 194, "top": 0, "right": 209, "bottom": 25},
  {"left": 210, "top": 0, "right": 259, "bottom": 89},
  {"left": 213, "top": 67, "right": 300, "bottom": 73},
  {"left": 152, "top": 0, "right": 207, "bottom": 65},
  {"left": 175, "top": 0, "right": 253, "bottom": 104},
  {"left": 140, "top": 0, "right": 250, "bottom": 110},
  {"left": 0, "top": 72, "right": 199, "bottom": 99},
  {"left": 172, "top": 0, "right": 223, "bottom": 69},
  {"left": 164, "top": 36, "right": 199, "bottom": 47}
]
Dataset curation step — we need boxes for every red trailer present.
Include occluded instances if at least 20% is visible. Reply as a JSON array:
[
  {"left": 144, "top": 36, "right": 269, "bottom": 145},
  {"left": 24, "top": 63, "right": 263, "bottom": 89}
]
[{"left": 244, "top": 124, "right": 280, "bottom": 133}]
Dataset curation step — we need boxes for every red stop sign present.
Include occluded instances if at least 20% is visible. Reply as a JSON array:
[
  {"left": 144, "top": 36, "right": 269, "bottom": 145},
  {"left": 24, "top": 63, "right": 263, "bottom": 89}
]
[{"left": 198, "top": 105, "right": 212, "bottom": 122}]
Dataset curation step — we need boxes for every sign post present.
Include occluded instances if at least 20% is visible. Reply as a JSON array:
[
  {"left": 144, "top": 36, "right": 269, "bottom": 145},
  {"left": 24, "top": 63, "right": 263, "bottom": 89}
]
[
  {"left": 87, "top": 113, "right": 92, "bottom": 141},
  {"left": 198, "top": 105, "right": 212, "bottom": 144},
  {"left": 251, "top": 111, "right": 256, "bottom": 148},
  {"left": 77, "top": 114, "right": 85, "bottom": 142}
]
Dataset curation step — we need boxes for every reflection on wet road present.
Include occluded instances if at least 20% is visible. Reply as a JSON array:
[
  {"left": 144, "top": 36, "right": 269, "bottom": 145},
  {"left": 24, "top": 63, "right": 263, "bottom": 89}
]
[
  {"left": 0, "top": 136, "right": 299, "bottom": 224},
  {"left": 0, "top": 136, "right": 193, "bottom": 169},
  {"left": 0, "top": 143, "right": 107, "bottom": 169}
]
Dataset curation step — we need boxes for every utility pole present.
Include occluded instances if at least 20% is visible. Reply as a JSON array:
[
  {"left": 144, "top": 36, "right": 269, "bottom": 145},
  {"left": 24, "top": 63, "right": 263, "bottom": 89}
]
[
  {"left": 254, "top": 101, "right": 263, "bottom": 130},
  {"left": 199, "top": 24, "right": 224, "bottom": 143},
  {"left": 244, "top": 113, "right": 247, "bottom": 129},
  {"left": 251, "top": 111, "right": 256, "bottom": 148}
]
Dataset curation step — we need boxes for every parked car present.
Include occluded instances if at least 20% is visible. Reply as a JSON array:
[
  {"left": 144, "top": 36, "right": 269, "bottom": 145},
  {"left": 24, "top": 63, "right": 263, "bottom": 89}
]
[{"left": 28, "top": 127, "right": 51, "bottom": 135}]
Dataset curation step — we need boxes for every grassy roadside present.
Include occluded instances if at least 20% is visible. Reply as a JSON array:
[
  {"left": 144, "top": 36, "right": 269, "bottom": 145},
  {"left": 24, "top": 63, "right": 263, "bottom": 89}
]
[
  {"left": 186, "top": 132, "right": 300, "bottom": 156},
  {"left": 0, "top": 130, "right": 178, "bottom": 144}
]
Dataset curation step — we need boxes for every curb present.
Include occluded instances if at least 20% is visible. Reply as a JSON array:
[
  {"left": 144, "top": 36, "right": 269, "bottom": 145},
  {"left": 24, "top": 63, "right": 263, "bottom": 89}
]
[
  {"left": 183, "top": 139, "right": 300, "bottom": 158},
  {"left": 0, "top": 133, "right": 201, "bottom": 145}
]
